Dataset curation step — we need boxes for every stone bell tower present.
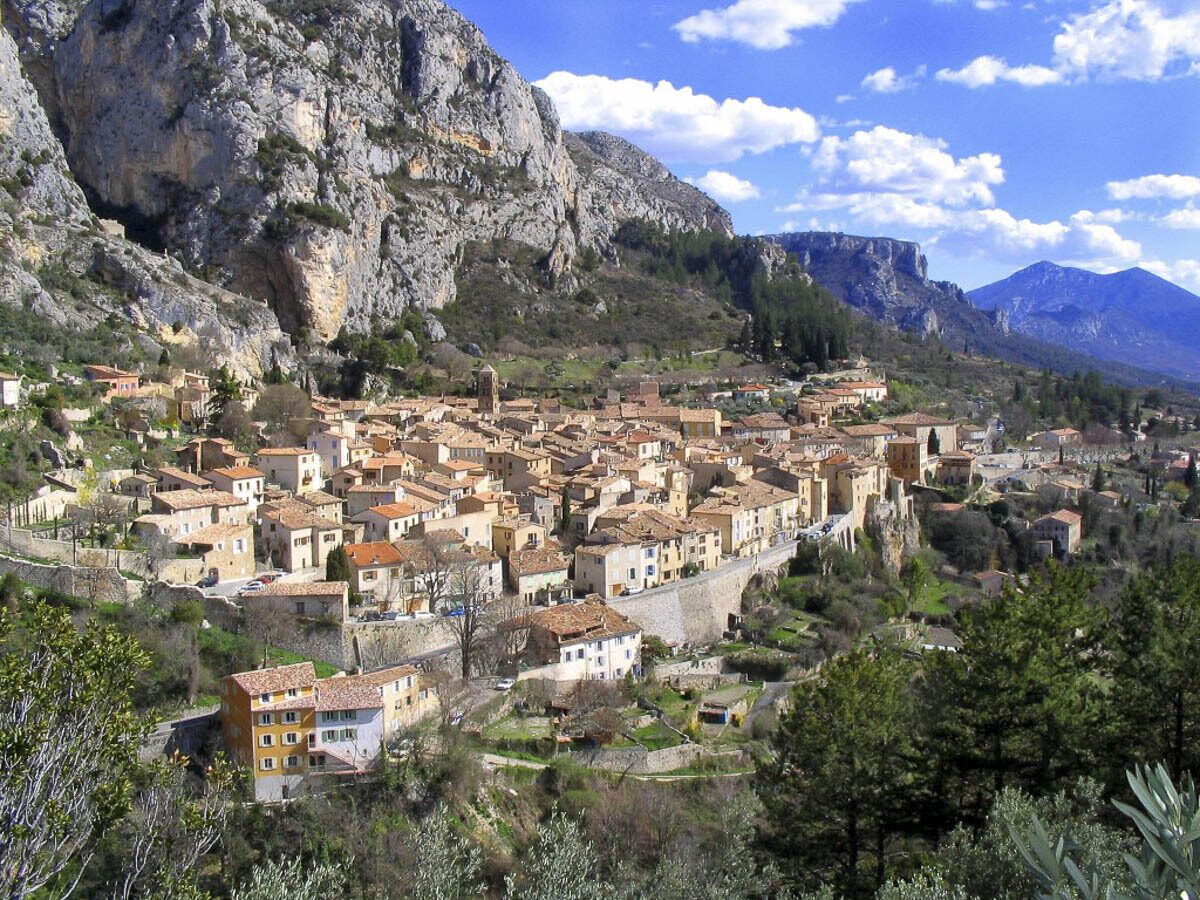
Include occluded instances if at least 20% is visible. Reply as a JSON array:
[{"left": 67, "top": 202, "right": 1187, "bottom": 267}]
[{"left": 477, "top": 364, "right": 499, "bottom": 415}]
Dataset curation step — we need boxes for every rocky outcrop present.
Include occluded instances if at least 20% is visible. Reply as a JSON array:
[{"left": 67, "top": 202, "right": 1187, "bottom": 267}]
[
  {"left": 0, "top": 22, "right": 290, "bottom": 377},
  {"left": 5, "top": 0, "right": 729, "bottom": 343},
  {"left": 766, "top": 232, "right": 968, "bottom": 336},
  {"left": 565, "top": 131, "right": 733, "bottom": 240},
  {"left": 867, "top": 499, "right": 921, "bottom": 577}
]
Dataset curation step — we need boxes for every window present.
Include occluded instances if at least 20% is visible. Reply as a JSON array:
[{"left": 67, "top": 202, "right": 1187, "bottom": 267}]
[
  {"left": 307, "top": 733, "right": 316, "bottom": 747},
  {"left": 260, "top": 757, "right": 275, "bottom": 771},
  {"left": 258, "top": 713, "right": 273, "bottom": 726},
  {"left": 340, "top": 710, "right": 355, "bottom": 721},
  {"left": 629, "top": 568, "right": 636, "bottom": 580},
  {"left": 597, "top": 657, "right": 605, "bottom": 667},
  {"left": 644, "top": 547, "right": 655, "bottom": 559},
  {"left": 284, "top": 755, "right": 300, "bottom": 768},
  {"left": 309, "top": 753, "right": 326, "bottom": 768},
  {"left": 259, "top": 734, "right": 274, "bottom": 748},
  {"left": 259, "top": 692, "right": 271, "bottom": 703},
  {"left": 322, "top": 712, "right": 338, "bottom": 723},
  {"left": 625, "top": 649, "right": 632, "bottom": 660},
  {"left": 284, "top": 711, "right": 298, "bottom": 724},
  {"left": 284, "top": 732, "right": 299, "bottom": 745},
  {"left": 340, "top": 728, "right": 356, "bottom": 741},
  {"left": 646, "top": 565, "right": 656, "bottom": 577},
  {"left": 295, "top": 601, "right": 306, "bottom": 615},
  {"left": 322, "top": 729, "right": 338, "bottom": 742},
  {"left": 576, "top": 648, "right": 585, "bottom": 660},
  {"left": 405, "top": 676, "right": 413, "bottom": 688},
  {"left": 286, "top": 688, "right": 298, "bottom": 699}
]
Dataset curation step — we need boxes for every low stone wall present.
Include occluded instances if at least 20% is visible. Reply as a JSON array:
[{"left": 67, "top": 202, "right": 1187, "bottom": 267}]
[
  {"left": 0, "top": 553, "right": 139, "bottom": 603},
  {"left": 608, "top": 540, "right": 799, "bottom": 645},
  {"left": 568, "top": 743, "right": 748, "bottom": 774},
  {"left": 0, "top": 526, "right": 203, "bottom": 582}
]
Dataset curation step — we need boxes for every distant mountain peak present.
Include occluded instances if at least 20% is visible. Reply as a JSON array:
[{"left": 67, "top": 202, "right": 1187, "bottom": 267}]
[{"left": 969, "top": 261, "right": 1200, "bottom": 381}]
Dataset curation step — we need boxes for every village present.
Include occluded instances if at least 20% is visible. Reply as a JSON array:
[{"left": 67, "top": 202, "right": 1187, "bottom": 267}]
[{"left": 0, "top": 357, "right": 1194, "bottom": 802}]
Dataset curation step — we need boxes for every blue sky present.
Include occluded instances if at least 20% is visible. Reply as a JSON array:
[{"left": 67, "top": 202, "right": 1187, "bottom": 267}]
[{"left": 450, "top": 0, "right": 1200, "bottom": 293}]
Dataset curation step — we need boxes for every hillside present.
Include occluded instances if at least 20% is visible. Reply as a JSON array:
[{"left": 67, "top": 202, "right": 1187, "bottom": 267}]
[{"left": 971, "top": 261, "right": 1200, "bottom": 381}]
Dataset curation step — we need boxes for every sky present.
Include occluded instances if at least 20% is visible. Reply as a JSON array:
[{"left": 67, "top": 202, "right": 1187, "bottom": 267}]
[{"left": 449, "top": 0, "right": 1200, "bottom": 293}]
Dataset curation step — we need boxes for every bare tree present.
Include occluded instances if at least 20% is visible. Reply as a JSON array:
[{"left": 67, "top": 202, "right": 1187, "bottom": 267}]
[
  {"left": 491, "top": 592, "right": 534, "bottom": 664},
  {"left": 443, "top": 560, "right": 491, "bottom": 679},
  {"left": 75, "top": 549, "right": 114, "bottom": 605},
  {"left": 138, "top": 532, "right": 175, "bottom": 583},
  {"left": 252, "top": 384, "right": 311, "bottom": 438},
  {"left": 242, "top": 603, "right": 300, "bottom": 667},
  {"left": 111, "top": 757, "right": 233, "bottom": 900}
]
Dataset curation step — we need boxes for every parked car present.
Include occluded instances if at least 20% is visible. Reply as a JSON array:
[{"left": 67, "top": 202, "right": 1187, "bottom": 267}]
[
  {"left": 495, "top": 678, "right": 516, "bottom": 691},
  {"left": 413, "top": 610, "right": 435, "bottom": 620},
  {"left": 361, "top": 611, "right": 383, "bottom": 622},
  {"left": 196, "top": 573, "right": 218, "bottom": 589},
  {"left": 257, "top": 573, "right": 283, "bottom": 584},
  {"left": 444, "top": 606, "right": 465, "bottom": 617},
  {"left": 237, "top": 582, "right": 266, "bottom": 597},
  {"left": 380, "top": 611, "right": 400, "bottom": 621},
  {"left": 622, "top": 585, "right": 645, "bottom": 596}
]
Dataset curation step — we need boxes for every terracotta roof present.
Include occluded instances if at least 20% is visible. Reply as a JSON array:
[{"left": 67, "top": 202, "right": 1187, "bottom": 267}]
[
  {"left": 1040, "top": 509, "right": 1083, "bottom": 526},
  {"left": 364, "top": 502, "right": 418, "bottom": 519},
  {"left": 884, "top": 412, "right": 952, "bottom": 426},
  {"left": 510, "top": 547, "right": 572, "bottom": 577},
  {"left": 228, "top": 661, "right": 317, "bottom": 696},
  {"left": 345, "top": 541, "right": 404, "bottom": 568},
  {"left": 255, "top": 447, "right": 316, "bottom": 457},
  {"left": 175, "top": 522, "right": 251, "bottom": 546},
  {"left": 154, "top": 489, "right": 243, "bottom": 511},
  {"left": 315, "top": 675, "right": 384, "bottom": 711},
  {"left": 257, "top": 580, "right": 348, "bottom": 597},
  {"left": 209, "top": 466, "right": 265, "bottom": 480},
  {"left": 356, "top": 663, "right": 420, "bottom": 686},
  {"left": 528, "top": 599, "right": 640, "bottom": 645}
]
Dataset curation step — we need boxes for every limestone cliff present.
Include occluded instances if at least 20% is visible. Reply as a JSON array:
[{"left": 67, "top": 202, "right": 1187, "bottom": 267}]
[
  {"left": 4, "top": 0, "right": 730, "bottom": 343},
  {"left": 0, "top": 21, "right": 290, "bottom": 377}
]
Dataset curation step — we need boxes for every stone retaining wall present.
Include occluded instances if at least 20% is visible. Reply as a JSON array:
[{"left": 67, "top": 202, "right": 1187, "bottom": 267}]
[
  {"left": 608, "top": 540, "right": 799, "bottom": 645},
  {"left": 0, "top": 553, "right": 139, "bottom": 603},
  {"left": 568, "top": 743, "right": 747, "bottom": 774}
]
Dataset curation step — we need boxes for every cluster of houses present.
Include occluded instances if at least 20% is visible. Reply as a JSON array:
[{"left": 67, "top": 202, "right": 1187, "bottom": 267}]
[{"left": 75, "top": 363, "right": 1036, "bottom": 619}]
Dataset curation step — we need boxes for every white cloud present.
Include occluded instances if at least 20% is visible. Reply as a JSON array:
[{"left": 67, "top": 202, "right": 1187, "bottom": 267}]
[
  {"left": 929, "top": 208, "right": 1141, "bottom": 263},
  {"left": 685, "top": 170, "right": 763, "bottom": 202},
  {"left": 937, "top": 1, "right": 1200, "bottom": 89},
  {"left": 1160, "top": 208, "right": 1200, "bottom": 229},
  {"left": 936, "top": 55, "right": 1064, "bottom": 87},
  {"left": 1107, "top": 173, "right": 1200, "bottom": 200},
  {"left": 861, "top": 65, "right": 926, "bottom": 93},
  {"left": 1052, "top": 0, "right": 1200, "bottom": 82},
  {"left": 809, "top": 125, "right": 1004, "bottom": 206},
  {"left": 1073, "top": 208, "right": 1136, "bottom": 224},
  {"left": 534, "top": 71, "right": 820, "bottom": 164},
  {"left": 673, "top": 0, "right": 864, "bottom": 50},
  {"left": 974, "top": 0, "right": 1006, "bottom": 10},
  {"left": 1142, "top": 258, "right": 1200, "bottom": 291}
]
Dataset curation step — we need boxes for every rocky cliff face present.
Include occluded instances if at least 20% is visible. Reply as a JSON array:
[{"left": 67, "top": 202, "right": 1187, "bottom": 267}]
[
  {"left": 766, "top": 232, "right": 969, "bottom": 336},
  {"left": 0, "top": 20, "right": 291, "bottom": 377},
  {"left": 3, "top": 0, "right": 728, "bottom": 343}
]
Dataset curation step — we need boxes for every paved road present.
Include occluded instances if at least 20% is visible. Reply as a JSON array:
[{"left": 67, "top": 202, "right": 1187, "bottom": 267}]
[{"left": 203, "top": 567, "right": 321, "bottom": 599}]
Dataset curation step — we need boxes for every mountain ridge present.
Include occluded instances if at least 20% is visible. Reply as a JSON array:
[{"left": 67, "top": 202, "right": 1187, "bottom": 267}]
[{"left": 970, "top": 261, "right": 1200, "bottom": 381}]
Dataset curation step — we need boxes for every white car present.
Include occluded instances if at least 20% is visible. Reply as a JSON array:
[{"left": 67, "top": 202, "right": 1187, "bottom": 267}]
[
  {"left": 413, "top": 610, "right": 435, "bottom": 620},
  {"left": 237, "top": 582, "right": 266, "bottom": 597},
  {"left": 495, "top": 678, "right": 516, "bottom": 691},
  {"left": 622, "top": 585, "right": 645, "bottom": 596}
]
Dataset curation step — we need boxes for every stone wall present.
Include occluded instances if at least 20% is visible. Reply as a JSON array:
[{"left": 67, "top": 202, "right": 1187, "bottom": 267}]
[
  {"left": 608, "top": 540, "right": 800, "bottom": 645},
  {"left": 0, "top": 552, "right": 139, "bottom": 603},
  {"left": 0, "top": 525, "right": 204, "bottom": 582},
  {"left": 568, "top": 743, "right": 748, "bottom": 774}
]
